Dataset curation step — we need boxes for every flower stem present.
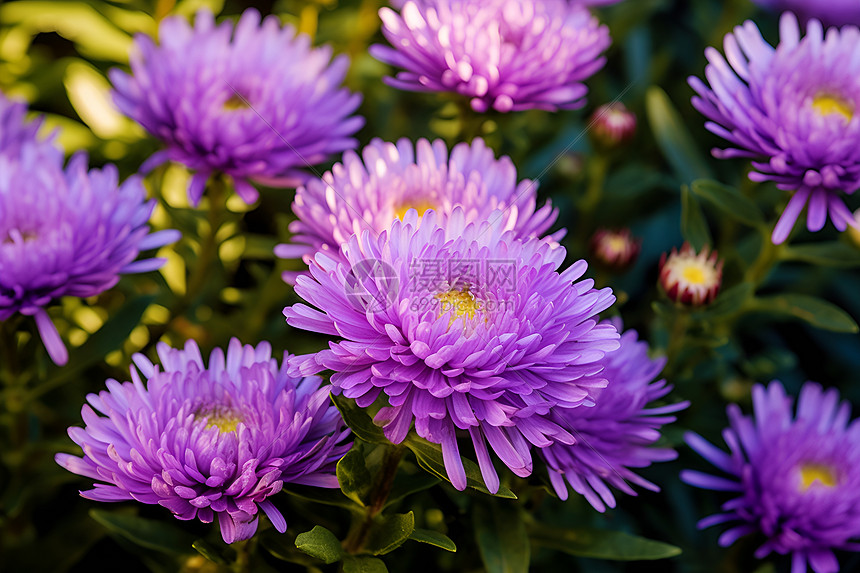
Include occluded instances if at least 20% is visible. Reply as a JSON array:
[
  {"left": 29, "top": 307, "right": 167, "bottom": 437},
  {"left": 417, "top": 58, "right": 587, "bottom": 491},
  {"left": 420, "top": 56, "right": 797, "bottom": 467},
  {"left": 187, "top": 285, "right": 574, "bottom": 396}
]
[
  {"left": 745, "top": 228, "right": 786, "bottom": 287},
  {"left": 185, "top": 176, "right": 227, "bottom": 305},
  {"left": 576, "top": 153, "right": 609, "bottom": 243},
  {"left": 663, "top": 306, "right": 692, "bottom": 378}
]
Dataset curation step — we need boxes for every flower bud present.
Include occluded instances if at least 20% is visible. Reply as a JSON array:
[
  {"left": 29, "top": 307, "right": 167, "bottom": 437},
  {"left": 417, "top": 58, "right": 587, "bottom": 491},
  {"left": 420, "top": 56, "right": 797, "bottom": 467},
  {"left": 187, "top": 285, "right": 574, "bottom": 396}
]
[
  {"left": 589, "top": 228, "right": 641, "bottom": 270},
  {"left": 659, "top": 243, "right": 723, "bottom": 306},
  {"left": 589, "top": 102, "right": 637, "bottom": 149}
]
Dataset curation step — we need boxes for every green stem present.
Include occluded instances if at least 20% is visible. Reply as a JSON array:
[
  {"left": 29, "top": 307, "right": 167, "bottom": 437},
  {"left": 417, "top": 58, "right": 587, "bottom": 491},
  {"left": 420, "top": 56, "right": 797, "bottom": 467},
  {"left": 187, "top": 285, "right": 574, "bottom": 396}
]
[
  {"left": 342, "top": 444, "right": 404, "bottom": 554},
  {"left": 663, "top": 307, "right": 692, "bottom": 378},
  {"left": 230, "top": 537, "right": 256, "bottom": 573},
  {"left": 185, "top": 177, "right": 227, "bottom": 305},
  {"left": 745, "top": 230, "right": 786, "bottom": 287},
  {"left": 576, "top": 154, "right": 610, "bottom": 244},
  {"left": 457, "top": 98, "right": 485, "bottom": 143}
]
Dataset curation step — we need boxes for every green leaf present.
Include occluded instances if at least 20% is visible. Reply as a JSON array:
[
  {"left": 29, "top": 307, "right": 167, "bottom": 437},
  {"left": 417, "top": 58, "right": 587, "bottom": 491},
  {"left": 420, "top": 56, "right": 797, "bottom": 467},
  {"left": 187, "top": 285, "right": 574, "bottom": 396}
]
[
  {"left": 784, "top": 242, "right": 860, "bottom": 267},
  {"left": 342, "top": 556, "right": 388, "bottom": 573},
  {"left": 294, "top": 525, "right": 344, "bottom": 564},
  {"left": 89, "top": 509, "right": 196, "bottom": 555},
  {"left": 680, "top": 184, "right": 712, "bottom": 250},
  {"left": 337, "top": 442, "right": 375, "bottom": 507},
  {"left": 332, "top": 394, "right": 389, "bottom": 444},
  {"left": 751, "top": 294, "right": 859, "bottom": 333},
  {"left": 529, "top": 524, "right": 682, "bottom": 561},
  {"left": 691, "top": 179, "right": 764, "bottom": 227},
  {"left": 408, "top": 528, "right": 457, "bottom": 552},
  {"left": 282, "top": 484, "right": 357, "bottom": 510},
  {"left": 386, "top": 469, "right": 441, "bottom": 508},
  {"left": 646, "top": 86, "right": 713, "bottom": 183},
  {"left": 191, "top": 539, "right": 228, "bottom": 565},
  {"left": 474, "top": 502, "right": 530, "bottom": 573},
  {"left": 701, "top": 282, "right": 754, "bottom": 318},
  {"left": 403, "top": 435, "right": 516, "bottom": 499},
  {"left": 366, "top": 512, "right": 415, "bottom": 556}
]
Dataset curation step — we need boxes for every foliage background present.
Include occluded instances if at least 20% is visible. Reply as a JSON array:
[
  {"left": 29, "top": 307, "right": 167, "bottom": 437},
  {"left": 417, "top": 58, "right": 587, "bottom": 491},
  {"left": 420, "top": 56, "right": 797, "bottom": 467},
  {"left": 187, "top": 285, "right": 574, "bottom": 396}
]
[{"left": 1, "top": 0, "right": 859, "bottom": 571}]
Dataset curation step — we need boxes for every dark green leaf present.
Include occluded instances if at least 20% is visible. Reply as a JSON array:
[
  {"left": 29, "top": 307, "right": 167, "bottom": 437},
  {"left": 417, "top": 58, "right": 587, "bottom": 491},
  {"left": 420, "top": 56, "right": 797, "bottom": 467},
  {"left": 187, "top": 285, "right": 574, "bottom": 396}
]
[
  {"left": 691, "top": 179, "right": 764, "bottom": 227},
  {"left": 191, "top": 539, "right": 227, "bottom": 565},
  {"left": 332, "top": 394, "right": 389, "bottom": 444},
  {"left": 343, "top": 556, "right": 388, "bottom": 573},
  {"left": 409, "top": 528, "right": 457, "bottom": 552},
  {"left": 294, "top": 525, "right": 344, "bottom": 564},
  {"left": 403, "top": 435, "right": 516, "bottom": 499},
  {"left": 646, "top": 86, "right": 713, "bottom": 183},
  {"left": 337, "top": 442, "right": 375, "bottom": 507},
  {"left": 366, "top": 512, "right": 415, "bottom": 556},
  {"left": 88, "top": 509, "right": 196, "bottom": 555},
  {"left": 530, "top": 524, "right": 681, "bottom": 561},
  {"left": 751, "top": 294, "right": 859, "bottom": 333},
  {"left": 282, "top": 484, "right": 356, "bottom": 510},
  {"left": 386, "top": 469, "right": 441, "bottom": 508},
  {"left": 701, "top": 282, "right": 754, "bottom": 318},
  {"left": 680, "top": 185, "right": 711, "bottom": 250},
  {"left": 784, "top": 242, "right": 860, "bottom": 267},
  {"left": 474, "top": 502, "right": 530, "bottom": 573}
]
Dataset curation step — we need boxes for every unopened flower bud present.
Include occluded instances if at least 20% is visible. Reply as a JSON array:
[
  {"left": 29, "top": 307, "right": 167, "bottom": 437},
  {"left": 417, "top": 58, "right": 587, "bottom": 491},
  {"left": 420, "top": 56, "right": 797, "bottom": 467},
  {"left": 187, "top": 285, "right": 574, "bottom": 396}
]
[
  {"left": 659, "top": 243, "right": 723, "bottom": 306},
  {"left": 589, "top": 102, "right": 637, "bottom": 149},
  {"left": 589, "top": 228, "right": 641, "bottom": 270}
]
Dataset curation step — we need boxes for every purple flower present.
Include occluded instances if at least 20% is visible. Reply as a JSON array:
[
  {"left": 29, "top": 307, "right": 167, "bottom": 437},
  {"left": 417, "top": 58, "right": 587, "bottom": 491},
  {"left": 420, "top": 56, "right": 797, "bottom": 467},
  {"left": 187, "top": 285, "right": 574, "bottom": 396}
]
[
  {"left": 56, "top": 339, "right": 351, "bottom": 544},
  {"left": 753, "top": 0, "right": 860, "bottom": 28},
  {"left": 275, "top": 137, "right": 561, "bottom": 278},
  {"left": 682, "top": 381, "right": 860, "bottom": 573},
  {"left": 690, "top": 13, "right": 860, "bottom": 243},
  {"left": 284, "top": 208, "right": 619, "bottom": 493},
  {"left": 0, "top": 92, "right": 47, "bottom": 155},
  {"left": 0, "top": 105, "right": 177, "bottom": 365},
  {"left": 370, "top": 0, "right": 610, "bottom": 112},
  {"left": 111, "top": 9, "right": 364, "bottom": 206},
  {"left": 539, "top": 323, "right": 687, "bottom": 511}
]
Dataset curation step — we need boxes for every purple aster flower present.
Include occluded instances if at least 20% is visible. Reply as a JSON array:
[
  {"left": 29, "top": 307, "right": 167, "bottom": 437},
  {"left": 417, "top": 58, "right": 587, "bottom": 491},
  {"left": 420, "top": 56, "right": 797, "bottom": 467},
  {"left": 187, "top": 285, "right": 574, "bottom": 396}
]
[
  {"left": 539, "top": 322, "right": 688, "bottom": 511},
  {"left": 284, "top": 208, "right": 620, "bottom": 493},
  {"left": 682, "top": 381, "right": 860, "bottom": 573},
  {"left": 275, "top": 137, "right": 561, "bottom": 278},
  {"left": 110, "top": 9, "right": 364, "bottom": 206},
  {"left": 690, "top": 13, "right": 860, "bottom": 243},
  {"left": 752, "top": 0, "right": 860, "bottom": 28},
  {"left": 0, "top": 92, "right": 47, "bottom": 155},
  {"left": 56, "top": 338, "right": 351, "bottom": 544},
  {"left": 0, "top": 130, "right": 177, "bottom": 366},
  {"left": 370, "top": 0, "right": 611, "bottom": 112}
]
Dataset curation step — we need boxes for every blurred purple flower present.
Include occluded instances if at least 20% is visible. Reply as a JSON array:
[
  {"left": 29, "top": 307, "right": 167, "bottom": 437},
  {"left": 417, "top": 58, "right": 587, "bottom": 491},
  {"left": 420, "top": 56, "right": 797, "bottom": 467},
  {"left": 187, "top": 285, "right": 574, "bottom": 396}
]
[
  {"left": 371, "top": 0, "right": 610, "bottom": 112},
  {"left": 683, "top": 381, "right": 860, "bottom": 573},
  {"left": 753, "top": 1, "right": 860, "bottom": 27},
  {"left": 0, "top": 99, "right": 177, "bottom": 365},
  {"left": 111, "top": 9, "right": 364, "bottom": 206},
  {"left": 275, "top": 137, "right": 561, "bottom": 279},
  {"left": 540, "top": 323, "right": 687, "bottom": 511},
  {"left": 56, "top": 339, "right": 351, "bottom": 544},
  {"left": 284, "top": 208, "right": 619, "bottom": 493},
  {"left": 690, "top": 13, "right": 860, "bottom": 243}
]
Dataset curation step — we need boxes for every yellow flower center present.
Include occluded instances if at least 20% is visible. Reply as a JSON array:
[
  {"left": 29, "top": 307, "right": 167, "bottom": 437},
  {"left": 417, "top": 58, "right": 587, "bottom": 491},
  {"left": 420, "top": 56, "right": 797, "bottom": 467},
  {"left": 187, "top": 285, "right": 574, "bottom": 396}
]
[
  {"left": 681, "top": 265, "right": 706, "bottom": 285},
  {"left": 799, "top": 463, "right": 837, "bottom": 490},
  {"left": 2, "top": 230, "right": 38, "bottom": 244},
  {"left": 812, "top": 94, "right": 854, "bottom": 122},
  {"left": 197, "top": 405, "right": 243, "bottom": 433},
  {"left": 604, "top": 235, "right": 628, "bottom": 254},
  {"left": 394, "top": 200, "right": 435, "bottom": 220},
  {"left": 436, "top": 289, "right": 481, "bottom": 324},
  {"left": 223, "top": 93, "right": 250, "bottom": 111}
]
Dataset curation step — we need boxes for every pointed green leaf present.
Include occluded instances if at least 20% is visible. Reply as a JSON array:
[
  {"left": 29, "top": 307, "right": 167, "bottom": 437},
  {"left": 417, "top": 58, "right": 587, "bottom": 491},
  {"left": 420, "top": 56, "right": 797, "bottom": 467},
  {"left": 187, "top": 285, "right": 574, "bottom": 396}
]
[
  {"left": 366, "top": 512, "right": 415, "bottom": 556},
  {"left": 474, "top": 502, "right": 530, "bottom": 573},
  {"left": 337, "top": 442, "right": 375, "bottom": 507},
  {"left": 89, "top": 509, "right": 196, "bottom": 555},
  {"left": 529, "top": 524, "right": 681, "bottom": 561},
  {"left": 295, "top": 525, "right": 344, "bottom": 564},
  {"left": 408, "top": 528, "right": 457, "bottom": 552},
  {"left": 282, "top": 484, "right": 356, "bottom": 510},
  {"left": 331, "top": 394, "right": 389, "bottom": 444},
  {"left": 691, "top": 179, "right": 764, "bottom": 227},
  {"left": 343, "top": 556, "right": 388, "bottom": 573},
  {"left": 701, "top": 282, "right": 754, "bottom": 318},
  {"left": 385, "top": 469, "right": 441, "bottom": 508},
  {"left": 646, "top": 86, "right": 713, "bottom": 183},
  {"left": 751, "top": 294, "right": 859, "bottom": 333},
  {"left": 191, "top": 539, "right": 228, "bottom": 565},
  {"left": 403, "top": 435, "right": 516, "bottom": 499},
  {"left": 783, "top": 242, "right": 860, "bottom": 267},
  {"left": 680, "top": 185, "right": 711, "bottom": 250}
]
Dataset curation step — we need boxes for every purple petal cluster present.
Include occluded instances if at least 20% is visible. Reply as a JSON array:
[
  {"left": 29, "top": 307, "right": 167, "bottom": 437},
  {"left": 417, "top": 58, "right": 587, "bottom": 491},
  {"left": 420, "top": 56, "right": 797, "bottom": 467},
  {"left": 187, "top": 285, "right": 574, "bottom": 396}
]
[
  {"left": 371, "top": 0, "right": 610, "bottom": 112},
  {"left": 0, "top": 96, "right": 176, "bottom": 366},
  {"left": 753, "top": 0, "right": 860, "bottom": 27},
  {"left": 683, "top": 382, "right": 860, "bottom": 573},
  {"left": 284, "top": 208, "right": 619, "bottom": 493},
  {"left": 56, "top": 339, "right": 351, "bottom": 544},
  {"left": 111, "top": 9, "right": 364, "bottom": 206},
  {"left": 539, "top": 323, "right": 687, "bottom": 511},
  {"left": 690, "top": 13, "right": 860, "bottom": 243},
  {"left": 275, "top": 137, "right": 561, "bottom": 278}
]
